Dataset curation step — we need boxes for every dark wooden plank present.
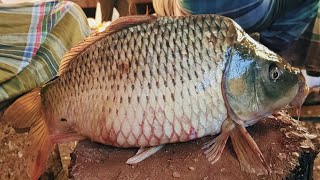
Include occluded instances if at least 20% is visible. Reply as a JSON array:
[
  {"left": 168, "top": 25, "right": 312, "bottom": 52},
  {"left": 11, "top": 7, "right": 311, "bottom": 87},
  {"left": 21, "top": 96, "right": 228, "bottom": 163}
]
[{"left": 289, "top": 105, "right": 320, "bottom": 122}]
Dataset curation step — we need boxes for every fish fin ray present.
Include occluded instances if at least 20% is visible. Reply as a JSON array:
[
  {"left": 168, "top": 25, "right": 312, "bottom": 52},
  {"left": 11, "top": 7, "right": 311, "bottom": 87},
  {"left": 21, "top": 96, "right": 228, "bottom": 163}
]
[
  {"left": 203, "top": 131, "right": 229, "bottom": 164},
  {"left": 3, "top": 89, "right": 52, "bottom": 179},
  {"left": 202, "top": 137, "right": 216, "bottom": 149},
  {"left": 58, "top": 15, "right": 158, "bottom": 76},
  {"left": 29, "top": 120, "right": 53, "bottom": 180},
  {"left": 126, "top": 145, "right": 164, "bottom": 164},
  {"left": 230, "top": 124, "right": 271, "bottom": 175},
  {"left": 3, "top": 88, "right": 42, "bottom": 129}
]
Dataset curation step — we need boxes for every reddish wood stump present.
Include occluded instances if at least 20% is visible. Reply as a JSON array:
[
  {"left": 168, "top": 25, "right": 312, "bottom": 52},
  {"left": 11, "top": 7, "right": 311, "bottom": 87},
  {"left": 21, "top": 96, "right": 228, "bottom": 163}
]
[{"left": 69, "top": 112, "right": 319, "bottom": 180}]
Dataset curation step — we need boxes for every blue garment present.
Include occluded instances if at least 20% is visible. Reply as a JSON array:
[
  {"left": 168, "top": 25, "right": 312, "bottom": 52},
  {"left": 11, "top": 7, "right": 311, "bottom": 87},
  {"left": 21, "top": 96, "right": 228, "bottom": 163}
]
[
  {"left": 177, "top": 0, "right": 320, "bottom": 50},
  {"left": 260, "top": 0, "right": 319, "bottom": 50}
]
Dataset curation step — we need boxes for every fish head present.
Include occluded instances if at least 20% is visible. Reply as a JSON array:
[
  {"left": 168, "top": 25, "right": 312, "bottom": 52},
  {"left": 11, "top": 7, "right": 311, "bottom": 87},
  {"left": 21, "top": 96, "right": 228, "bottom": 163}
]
[{"left": 223, "top": 31, "right": 308, "bottom": 124}]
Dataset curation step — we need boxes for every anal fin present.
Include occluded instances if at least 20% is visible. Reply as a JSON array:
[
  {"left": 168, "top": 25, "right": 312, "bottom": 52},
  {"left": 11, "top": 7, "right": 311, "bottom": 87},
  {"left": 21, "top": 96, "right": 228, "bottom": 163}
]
[{"left": 126, "top": 145, "right": 164, "bottom": 164}]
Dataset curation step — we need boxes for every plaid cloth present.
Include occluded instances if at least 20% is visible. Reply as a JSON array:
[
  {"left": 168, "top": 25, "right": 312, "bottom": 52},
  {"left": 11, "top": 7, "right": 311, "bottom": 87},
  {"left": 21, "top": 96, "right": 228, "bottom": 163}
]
[{"left": 0, "top": 1, "right": 90, "bottom": 103}]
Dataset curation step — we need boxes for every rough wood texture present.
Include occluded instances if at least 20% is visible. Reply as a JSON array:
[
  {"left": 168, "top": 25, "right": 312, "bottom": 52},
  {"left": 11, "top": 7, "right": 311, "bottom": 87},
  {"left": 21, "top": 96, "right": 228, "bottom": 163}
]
[{"left": 69, "top": 112, "right": 319, "bottom": 180}]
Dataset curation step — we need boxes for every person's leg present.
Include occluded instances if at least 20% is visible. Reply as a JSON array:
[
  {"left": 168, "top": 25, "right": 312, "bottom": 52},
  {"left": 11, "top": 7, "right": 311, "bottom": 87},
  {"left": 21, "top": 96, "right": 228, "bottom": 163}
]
[
  {"left": 304, "top": 11, "right": 320, "bottom": 75},
  {"left": 115, "top": 0, "right": 130, "bottom": 16},
  {"left": 0, "top": 1, "right": 90, "bottom": 105},
  {"left": 279, "top": 7, "right": 320, "bottom": 76},
  {"left": 99, "top": 0, "right": 116, "bottom": 21}
]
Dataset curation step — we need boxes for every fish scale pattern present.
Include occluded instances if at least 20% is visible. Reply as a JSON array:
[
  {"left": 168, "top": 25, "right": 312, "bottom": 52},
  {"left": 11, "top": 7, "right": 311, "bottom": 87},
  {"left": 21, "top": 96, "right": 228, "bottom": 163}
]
[{"left": 45, "top": 15, "right": 238, "bottom": 148}]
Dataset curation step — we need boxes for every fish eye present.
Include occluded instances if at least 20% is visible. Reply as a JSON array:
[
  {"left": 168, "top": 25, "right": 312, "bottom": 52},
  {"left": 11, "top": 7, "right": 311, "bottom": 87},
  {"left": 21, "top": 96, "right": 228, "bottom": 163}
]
[{"left": 269, "top": 63, "right": 282, "bottom": 81}]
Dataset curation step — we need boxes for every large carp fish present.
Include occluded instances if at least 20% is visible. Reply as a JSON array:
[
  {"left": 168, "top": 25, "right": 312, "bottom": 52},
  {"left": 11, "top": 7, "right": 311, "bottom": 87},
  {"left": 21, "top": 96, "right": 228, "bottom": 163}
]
[{"left": 3, "top": 14, "right": 308, "bottom": 179}]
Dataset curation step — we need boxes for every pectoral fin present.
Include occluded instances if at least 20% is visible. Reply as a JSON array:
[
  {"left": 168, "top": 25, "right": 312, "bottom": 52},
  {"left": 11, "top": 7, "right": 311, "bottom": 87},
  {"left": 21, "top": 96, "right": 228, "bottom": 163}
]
[
  {"left": 126, "top": 145, "right": 164, "bottom": 164},
  {"left": 203, "top": 118, "right": 270, "bottom": 175},
  {"left": 230, "top": 124, "right": 270, "bottom": 175}
]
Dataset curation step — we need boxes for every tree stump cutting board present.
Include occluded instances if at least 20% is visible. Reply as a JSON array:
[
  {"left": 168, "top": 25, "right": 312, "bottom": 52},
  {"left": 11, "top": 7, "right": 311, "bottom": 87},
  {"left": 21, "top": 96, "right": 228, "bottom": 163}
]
[{"left": 69, "top": 112, "right": 319, "bottom": 180}]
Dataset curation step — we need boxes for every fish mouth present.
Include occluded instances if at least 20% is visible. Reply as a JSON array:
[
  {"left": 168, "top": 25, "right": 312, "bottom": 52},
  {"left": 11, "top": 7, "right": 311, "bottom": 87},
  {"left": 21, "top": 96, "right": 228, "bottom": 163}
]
[{"left": 289, "top": 73, "right": 309, "bottom": 109}]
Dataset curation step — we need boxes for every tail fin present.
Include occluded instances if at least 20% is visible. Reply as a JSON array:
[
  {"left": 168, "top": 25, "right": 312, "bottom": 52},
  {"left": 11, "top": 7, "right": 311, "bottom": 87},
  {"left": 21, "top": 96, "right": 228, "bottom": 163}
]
[{"left": 3, "top": 88, "right": 53, "bottom": 180}]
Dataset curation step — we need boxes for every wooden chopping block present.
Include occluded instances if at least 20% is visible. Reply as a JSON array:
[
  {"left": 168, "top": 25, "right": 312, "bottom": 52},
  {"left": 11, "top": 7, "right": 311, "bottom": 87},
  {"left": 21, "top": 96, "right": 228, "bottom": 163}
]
[{"left": 68, "top": 112, "right": 319, "bottom": 179}]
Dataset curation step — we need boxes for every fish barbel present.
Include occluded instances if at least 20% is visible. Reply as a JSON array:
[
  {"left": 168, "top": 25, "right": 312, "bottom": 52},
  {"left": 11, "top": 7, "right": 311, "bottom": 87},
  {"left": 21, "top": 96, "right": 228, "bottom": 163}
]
[{"left": 3, "top": 14, "right": 308, "bottom": 179}]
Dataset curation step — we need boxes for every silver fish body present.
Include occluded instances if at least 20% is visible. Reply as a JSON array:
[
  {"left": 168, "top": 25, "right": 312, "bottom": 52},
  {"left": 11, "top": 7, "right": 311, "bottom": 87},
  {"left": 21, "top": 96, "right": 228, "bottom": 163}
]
[{"left": 45, "top": 15, "right": 235, "bottom": 147}]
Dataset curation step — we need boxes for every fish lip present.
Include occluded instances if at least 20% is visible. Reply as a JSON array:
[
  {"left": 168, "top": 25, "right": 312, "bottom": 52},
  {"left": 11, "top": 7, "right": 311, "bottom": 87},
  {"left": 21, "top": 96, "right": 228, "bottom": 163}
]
[{"left": 289, "top": 74, "right": 309, "bottom": 108}]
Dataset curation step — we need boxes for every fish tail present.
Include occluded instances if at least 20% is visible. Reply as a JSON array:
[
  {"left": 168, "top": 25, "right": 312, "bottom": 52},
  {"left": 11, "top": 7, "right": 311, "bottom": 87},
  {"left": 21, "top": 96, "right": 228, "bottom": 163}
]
[{"left": 3, "top": 88, "right": 53, "bottom": 180}]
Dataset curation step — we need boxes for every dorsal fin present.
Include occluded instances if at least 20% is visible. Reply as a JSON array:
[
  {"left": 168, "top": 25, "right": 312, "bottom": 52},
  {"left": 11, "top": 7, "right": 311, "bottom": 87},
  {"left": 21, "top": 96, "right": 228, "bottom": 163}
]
[{"left": 58, "top": 15, "right": 158, "bottom": 76}]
